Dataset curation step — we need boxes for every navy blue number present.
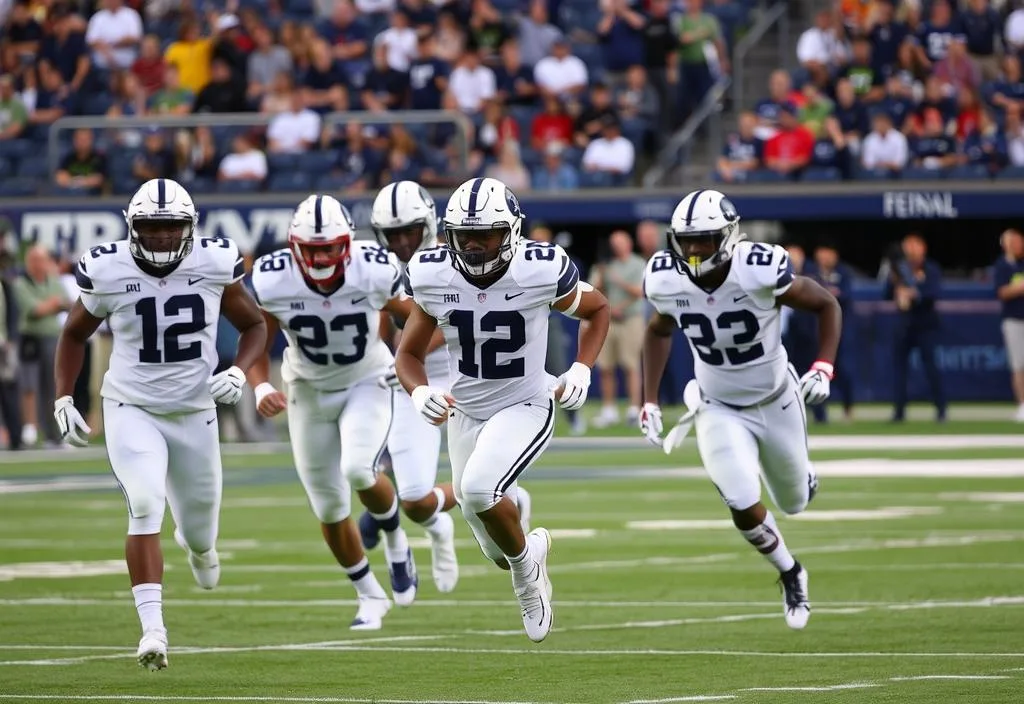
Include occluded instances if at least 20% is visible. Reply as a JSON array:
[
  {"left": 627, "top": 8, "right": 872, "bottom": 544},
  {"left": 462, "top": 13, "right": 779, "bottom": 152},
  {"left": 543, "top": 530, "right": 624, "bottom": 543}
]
[
  {"left": 745, "top": 243, "right": 772, "bottom": 267},
  {"left": 363, "top": 245, "right": 390, "bottom": 265},
  {"left": 260, "top": 256, "right": 287, "bottom": 273},
  {"left": 449, "top": 309, "right": 526, "bottom": 379},
  {"left": 288, "top": 314, "right": 369, "bottom": 365},
  {"left": 525, "top": 242, "right": 556, "bottom": 261},
  {"left": 419, "top": 249, "right": 448, "bottom": 263},
  {"left": 135, "top": 294, "right": 206, "bottom": 364},
  {"left": 201, "top": 237, "right": 230, "bottom": 249},
  {"left": 679, "top": 311, "right": 764, "bottom": 366},
  {"left": 651, "top": 255, "right": 674, "bottom": 272},
  {"left": 90, "top": 243, "right": 118, "bottom": 258}
]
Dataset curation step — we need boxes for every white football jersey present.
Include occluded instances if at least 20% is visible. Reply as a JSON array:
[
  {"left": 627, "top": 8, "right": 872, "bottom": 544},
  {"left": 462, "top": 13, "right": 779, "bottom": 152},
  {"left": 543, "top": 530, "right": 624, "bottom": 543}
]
[
  {"left": 252, "top": 240, "right": 400, "bottom": 390},
  {"left": 406, "top": 240, "right": 580, "bottom": 420},
  {"left": 644, "top": 241, "right": 795, "bottom": 407},
  {"left": 76, "top": 236, "right": 245, "bottom": 414}
]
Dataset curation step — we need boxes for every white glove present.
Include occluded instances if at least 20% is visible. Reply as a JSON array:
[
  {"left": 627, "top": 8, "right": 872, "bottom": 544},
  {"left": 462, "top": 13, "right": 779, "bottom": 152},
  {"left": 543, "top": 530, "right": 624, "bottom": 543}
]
[
  {"left": 555, "top": 362, "right": 591, "bottom": 410},
  {"left": 377, "top": 363, "right": 403, "bottom": 392},
  {"left": 799, "top": 360, "right": 833, "bottom": 406},
  {"left": 638, "top": 402, "right": 663, "bottom": 446},
  {"left": 411, "top": 385, "right": 452, "bottom": 425},
  {"left": 54, "top": 395, "right": 91, "bottom": 447},
  {"left": 210, "top": 365, "right": 246, "bottom": 406},
  {"left": 663, "top": 380, "right": 703, "bottom": 455}
]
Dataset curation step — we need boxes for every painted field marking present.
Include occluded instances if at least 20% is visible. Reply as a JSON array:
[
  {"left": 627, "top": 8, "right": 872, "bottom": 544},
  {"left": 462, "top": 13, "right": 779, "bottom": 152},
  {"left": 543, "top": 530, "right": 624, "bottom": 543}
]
[
  {"left": 0, "top": 696, "right": 554, "bottom": 704},
  {"left": 939, "top": 493, "right": 1024, "bottom": 503},
  {"left": 739, "top": 683, "right": 879, "bottom": 692},
  {"left": 890, "top": 675, "right": 1011, "bottom": 681}
]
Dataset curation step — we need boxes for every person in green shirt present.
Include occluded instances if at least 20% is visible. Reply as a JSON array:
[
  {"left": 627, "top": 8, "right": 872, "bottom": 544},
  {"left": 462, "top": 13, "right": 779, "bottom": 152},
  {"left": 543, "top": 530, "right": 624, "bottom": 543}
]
[
  {"left": 0, "top": 75, "right": 28, "bottom": 141},
  {"left": 675, "top": 0, "right": 728, "bottom": 125}
]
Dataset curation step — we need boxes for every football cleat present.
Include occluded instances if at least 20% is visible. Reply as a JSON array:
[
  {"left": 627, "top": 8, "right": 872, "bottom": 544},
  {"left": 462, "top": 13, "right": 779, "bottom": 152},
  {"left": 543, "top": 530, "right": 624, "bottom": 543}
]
[
  {"left": 388, "top": 547, "right": 418, "bottom": 606},
  {"left": 808, "top": 473, "right": 819, "bottom": 505},
  {"left": 427, "top": 512, "right": 459, "bottom": 593},
  {"left": 358, "top": 511, "right": 382, "bottom": 550},
  {"left": 517, "top": 487, "right": 533, "bottom": 535},
  {"left": 513, "top": 527, "right": 553, "bottom": 642},
  {"left": 779, "top": 561, "right": 810, "bottom": 630},
  {"left": 349, "top": 595, "right": 391, "bottom": 631},
  {"left": 136, "top": 628, "right": 168, "bottom": 671},
  {"left": 174, "top": 528, "right": 219, "bottom": 590}
]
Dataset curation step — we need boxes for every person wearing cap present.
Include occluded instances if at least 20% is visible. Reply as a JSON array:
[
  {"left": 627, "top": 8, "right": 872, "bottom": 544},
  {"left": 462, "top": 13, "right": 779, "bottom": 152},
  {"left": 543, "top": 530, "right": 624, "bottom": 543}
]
[
  {"left": 762, "top": 102, "right": 814, "bottom": 178},
  {"left": 212, "top": 13, "right": 247, "bottom": 80}
]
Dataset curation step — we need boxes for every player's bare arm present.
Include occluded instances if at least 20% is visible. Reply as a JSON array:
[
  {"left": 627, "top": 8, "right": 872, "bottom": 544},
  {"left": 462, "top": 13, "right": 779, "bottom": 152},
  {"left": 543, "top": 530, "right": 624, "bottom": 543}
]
[
  {"left": 552, "top": 285, "right": 610, "bottom": 367},
  {"left": 776, "top": 276, "right": 842, "bottom": 366},
  {"left": 395, "top": 301, "right": 453, "bottom": 425},
  {"left": 642, "top": 311, "right": 678, "bottom": 404},
  {"left": 246, "top": 309, "right": 288, "bottom": 417},
  {"left": 383, "top": 295, "right": 446, "bottom": 354},
  {"left": 55, "top": 300, "right": 104, "bottom": 399},
  {"left": 221, "top": 281, "right": 268, "bottom": 371}
]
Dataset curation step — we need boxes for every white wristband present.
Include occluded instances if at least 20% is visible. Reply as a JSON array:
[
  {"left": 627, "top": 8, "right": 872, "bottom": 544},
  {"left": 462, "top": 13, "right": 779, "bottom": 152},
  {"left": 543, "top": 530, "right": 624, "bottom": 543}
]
[
  {"left": 254, "top": 382, "right": 277, "bottom": 405},
  {"left": 810, "top": 360, "right": 835, "bottom": 380}
]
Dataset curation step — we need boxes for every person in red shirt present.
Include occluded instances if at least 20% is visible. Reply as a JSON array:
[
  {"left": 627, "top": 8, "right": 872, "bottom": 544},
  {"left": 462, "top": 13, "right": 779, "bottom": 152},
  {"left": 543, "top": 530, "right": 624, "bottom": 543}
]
[
  {"left": 763, "top": 102, "right": 815, "bottom": 177},
  {"left": 131, "top": 34, "right": 165, "bottom": 96},
  {"left": 531, "top": 94, "right": 574, "bottom": 151}
]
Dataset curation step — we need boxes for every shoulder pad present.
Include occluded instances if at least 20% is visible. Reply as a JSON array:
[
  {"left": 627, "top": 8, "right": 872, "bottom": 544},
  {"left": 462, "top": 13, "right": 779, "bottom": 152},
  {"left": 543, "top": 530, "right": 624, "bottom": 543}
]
[
  {"left": 194, "top": 236, "right": 244, "bottom": 283},
  {"left": 406, "top": 246, "right": 455, "bottom": 297},
  {"left": 251, "top": 249, "right": 294, "bottom": 304},
  {"left": 734, "top": 242, "right": 793, "bottom": 296},
  {"left": 350, "top": 241, "right": 402, "bottom": 299},
  {"left": 511, "top": 241, "right": 576, "bottom": 292},
  {"left": 643, "top": 250, "right": 682, "bottom": 300},
  {"left": 75, "top": 241, "right": 127, "bottom": 295}
]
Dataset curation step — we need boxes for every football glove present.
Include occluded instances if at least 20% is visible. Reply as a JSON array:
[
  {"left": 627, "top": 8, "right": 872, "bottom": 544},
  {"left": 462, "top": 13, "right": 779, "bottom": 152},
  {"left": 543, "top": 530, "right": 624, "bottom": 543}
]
[
  {"left": 377, "top": 363, "right": 403, "bottom": 392},
  {"left": 799, "top": 360, "right": 833, "bottom": 406},
  {"left": 210, "top": 365, "right": 246, "bottom": 406},
  {"left": 638, "top": 403, "right": 663, "bottom": 446},
  {"left": 555, "top": 362, "right": 591, "bottom": 411},
  {"left": 411, "top": 385, "right": 453, "bottom": 425},
  {"left": 54, "top": 395, "right": 91, "bottom": 447}
]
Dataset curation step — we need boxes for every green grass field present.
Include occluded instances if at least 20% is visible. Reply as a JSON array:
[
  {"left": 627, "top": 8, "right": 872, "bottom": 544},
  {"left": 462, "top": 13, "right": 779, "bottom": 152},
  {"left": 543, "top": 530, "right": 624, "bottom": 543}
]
[{"left": 0, "top": 403, "right": 1023, "bottom": 703}]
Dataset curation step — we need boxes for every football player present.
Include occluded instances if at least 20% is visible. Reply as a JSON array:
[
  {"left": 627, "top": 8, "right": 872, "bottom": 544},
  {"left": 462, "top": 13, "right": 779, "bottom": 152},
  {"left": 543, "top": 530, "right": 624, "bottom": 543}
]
[
  {"left": 396, "top": 177, "right": 610, "bottom": 642},
  {"left": 247, "top": 194, "right": 423, "bottom": 631},
  {"left": 639, "top": 189, "right": 841, "bottom": 630},
  {"left": 53, "top": 178, "right": 268, "bottom": 670}
]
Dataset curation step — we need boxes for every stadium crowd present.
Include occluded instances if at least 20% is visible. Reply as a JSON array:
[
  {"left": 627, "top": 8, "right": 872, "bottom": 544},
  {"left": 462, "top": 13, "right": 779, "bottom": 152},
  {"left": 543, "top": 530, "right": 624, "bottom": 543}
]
[{"left": 719, "top": 0, "right": 1024, "bottom": 183}]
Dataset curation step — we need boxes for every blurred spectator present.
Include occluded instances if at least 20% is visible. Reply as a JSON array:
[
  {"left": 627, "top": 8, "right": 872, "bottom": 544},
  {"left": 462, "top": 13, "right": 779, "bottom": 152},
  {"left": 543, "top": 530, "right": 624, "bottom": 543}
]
[
  {"left": 962, "top": 0, "right": 1001, "bottom": 81},
  {"left": 260, "top": 71, "right": 294, "bottom": 116},
  {"left": 485, "top": 139, "right": 530, "bottom": 192},
  {"left": 399, "top": 0, "right": 438, "bottom": 34},
  {"left": 85, "top": 0, "right": 143, "bottom": 72},
  {"left": 494, "top": 38, "right": 536, "bottom": 107},
  {"left": 193, "top": 57, "right": 248, "bottom": 113},
  {"left": 39, "top": 5, "right": 89, "bottom": 92},
  {"left": 106, "top": 69, "right": 145, "bottom": 118},
  {"left": 642, "top": 0, "right": 678, "bottom": 133},
  {"left": 320, "top": 0, "right": 370, "bottom": 88},
  {"left": 0, "top": 74, "right": 27, "bottom": 141},
  {"left": 30, "top": 61, "right": 76, "bottom": 137},
  {"left": 574, "top": 82, "right": 616, "bottom": 148},
  {"left": 217, "top": 133, "right": 267, "bottom": 184},
  {"left": 211, "top": 14, "right": 248, "bottom": 81},
  {"left": 813, "top": 116, "right": 852, "bottom": 176},
  {"left": 474, "top": 98, "right": 519, "bottom": 160},
  {"left": 1007, "top": 108, "right": 1024, "bottom": 166},
  {"left": 833, "top": 78, "right": 869, "bottom": 154},
  {"left": 956, "top": 87, "right": 982, "bottom": 140},
  {"left": 409, "top": 32, "right": 450, "bottom": 110},
  {"left": 247, "top": 24, "right": 293, "bottom": 104},
  {"left": 3, "top": 0, "right": 42, "bottom": 70},
  {"left": 362, "top": 39, "right": 410, "bottom": 111},
  {"left": 55, "top": 128, "right": 106, "bottom": 194},
  {"left": 0, "top": 267, "right": 20, "bottom": 450},
  {"left": 532, "top": 141, "right": 580, "bottom": 191},
  {"left": 467, "top": 0, "right": 509, "bottom": 65},
  {"left": 879, "top": 72, "right": 915, "bottom": 129},
  {"left": 380, "top": 126, "right": 420, "bottom": 183},
  {"left": 131, "top": 34, "right": 164, "bottom": 96},
  {"left": 133, "top": 127, "right": 176, "bottom": 181},
  {"left": 798, "top": 83, "right": 834, "bottom": 137},
  {"left": 717, "top": 110, "right": 762, "bottom": 183},
  {"left": 434, "top": 10, "right": 467, "bottom": 65},
  {"left": 797, "top": 10, "right": 849, "bottom": 86},
  {"left": 377, "top": 9, "right": 417, "bottom": 73},
  {"left": 866, "top": 0, "right": 909, "bottom": 77},
  {"left": 581, "top": 116, "right": 635, "bottom": 184},
  {"left": 149, "top": 64, "right": 193, "bottom": 115},
  {"left": 909, "top": 75, "right": 958, "bottom": 133},
  {"left": 908, "top": 0, "right": 965, "bottom": 74},
  {"left": 330, "top": 121, "right": 372, "bottom": 192},
  {"left": 597, "top": 0, "right": 646, "bottom": 85},
  {"left": 356, "top": 0, "right": 396, "bottom": 17},
  {"left": 763, "top": 103, "right": 814, "bottom": 178},
  {"left": 934, "top": 38, "right": 980, "bottom": 98},
  {"left": 811, "top": 242, "right": 854, "bottom": 422},
  {"left": 994, "top": 228, "right": 1024, "bottom": 421},
  {"left": 615, "top": 65, "right": 659, "bottom": 134},
  {"left": 909, "top": 107, "right": 957, "bottom": 171},
  {"left": 176, "top": 125, "right": 219, "bottom": 182},
  {"left": 534, "top": 36, "right": 588, "bottom": 101},
  {"left": 985, "top": 55, "right": 1024, "bottom": 117},
  {"left": 164, "top": 17, "right": 213, "bottom": 95},
  {"left": 268, "top": 90, "right": 321, "bottom": 154},
  {"left": 447, "top": 45, "right": 496, "bottom": 114},
  {"left": 531, "top": 94, "right": 574, "bottom": 151},
  {"left": 755, "top": 70, "right": 798, "bottom": 140},
  {"left": 13, "top": 245, "right": 69, "bottom": 447},
  {"left": 1005, "top": 4, "right": 1024, "bottom": 55},
  {"left": 591, "top": 229, "right": 645, "bottom": 428},
  {"left": 840, "top": 37, "right": 885, "bottom": 103},
  {"left": 862, "top": 110, "right": 908, "bottom": 172},
  {"left": 676, "top": 0, "right": 727, "bottom": 121},
  {"left": 303, "top": 38, "right": 350, "bottom": 114},
  {"left": 518, "top": 0, "right": 561, "bottom": 69},
  {"left": 886, "top": 233, "right": 946, "bottom": 423},
  {"left": 961, "top": 107, "right": 1007, "bottom": 173}
]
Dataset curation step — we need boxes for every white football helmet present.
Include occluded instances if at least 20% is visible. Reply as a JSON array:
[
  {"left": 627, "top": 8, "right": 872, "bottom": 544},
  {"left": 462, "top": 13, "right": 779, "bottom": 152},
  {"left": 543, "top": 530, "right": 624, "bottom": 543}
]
[
  {"left": 443, "top": 176, "right": 524, "bottom": 279},
  {"left": 370, "top": 180, "right": 438, "bottom": 263},
  {"left": 667, "top": 188, "right": 745, "bottom": 279},
  {"left": 288, "top": 194, "right": 355, "bottom": 286},
  {"left": 124, "top": 178, "right": 198, "bottom": 268}
]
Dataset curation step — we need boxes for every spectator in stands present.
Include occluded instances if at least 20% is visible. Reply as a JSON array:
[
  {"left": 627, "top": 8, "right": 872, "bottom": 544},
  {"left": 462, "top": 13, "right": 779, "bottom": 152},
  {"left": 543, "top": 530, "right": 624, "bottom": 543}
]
[
  {"left": 676, "top": 0, "right": 727, "bottom": 122},
  {"left": 320, "top": 0, "right": 371, "bottom": 88},
  {"left": 55, "top": 128, "right": 106, "bottom": 194},
  {"left": 176, "top": 125, "right": 219, "bottom": 183},
  {"left": 755, "top": 69, "right": 798, "bottom": 140},
  {"left": 399, "top": 0, "right": 438, "bottom": 34},
  {"left": 887, "top": 232, "right": 946, "bottom": 423},
  {"left": 813, "top": 117, "right": 852, "bottom": 178},
  {"left": 986, "top": 55, "right": 1024, "bottom": 117},
  {"left": 193, "top": 57, "right": 248, "bottom": 113},
  {"left": 355, "top": 0, "right": 395, "bottom": 23},
  {"left": 833, "top": 78, "right": 868, "bottom": 155},
  {"left": 798, "top": 82, "right": 835, "bottom": 137},
  {"left": 962, "top": 0, "right": 1002, "bottom": 81},
  {"left": 302, "top": 38, "right": 350, "bottom": 114},
  {"left": 447, "top": 44, "right": 496, "bottom": 114},
  {"left": 164, "top": 17, "right": 213, "bottom": 95},
  {"left": 517, "top": 0, "right": 561, "bottom": 69},
  {"left": 811, "top": 242, "right": 854, "bottom": 422},
  {"left": 328, "top": 120, "right": 372, "bottom": 192},
  {"left": 994, "top": 228, "right": 1024, "bottom": 422},
  {"left": 39, "top": 5, "right": 89, "bottom": 93},
  {"left": 468, "top": 0, "right": 510, "bottom": 65},
  {"left": 494, "top": 38, "right": 536, "bottom": 107},
  {"left": 380, "top": 126, "right": 421, "bottom": 184},
  {"left": 866, "top": 0, "right": 909, "bottom": 78},
  {"left": 30, "top": 62, "right": 76, "bottom": 139},
  {"left": 473, "top": 98, "right": 519, "bottom": 162},
  {"left": 961, "top": 107, "right": 1007, "bottom": 173},
  {"left": 105, "top": 69, "right": 144, "bottom": 118},
  {"left": 0, "top": 263, "right": 21, "bottom": 450},
  {"left": 531, "top": 94, "right": 574, "bottom": 151},
  {"left": 1007, "top": 107, "right": 1024, "bottom": 166},
  {"left": 0, "top": 75, "right": 27, "bottom": 141},
  {"left": 85, "top": 0, "right": 143, "bottom": 72},
  {"left": 591, "top": 229, "right": 645, "bottom": 428},
  {"left": 841, "top": 37, "right": 886, "bottom": 103},
  {"left": 910, "top": 107, "right": 957, "bottom": 171},
  {"left": 642, "top": 0, "right": 678, "bottom": 134},
  {"left": 862, "top": 110, "right": 908, "bottom": 173},
  {"left": 131, "top": 34, "right": 164, "bottom": 96},
  {"left": 955, "top": 87, "right": 982, "bottom": 141},
  {"left": 717, "top": 110, "right": 762, "bottom": 183},
  {"left": 268, "top": 89, "right": 321, "bottom": 154},
  {"left": 534, "top": 38, "right": 589, "bottom": 106},
  {"left": 13, "top": 245, "right": 69, "bottom": 448},
  {"left": 149, "top": 64, "right": 193, "bottom": 115},
  {"left": 1005, "top": 3, "right": 1024, "bottom": 56},
  {"left": 934, "top": 38, "right": 980, "bottom": 99},
  {"left": 434, "top": 10, "right": 467, "bottom": 65},
  {"left": 211, "top": 14, "right": 248, "bottom": 82},
  {"left": 132, "top": 126, "right": 175, "bottom": 181},
  {"left": 532, "top": 141, "right": 580, "bottom": 191},
  {"left": 409, "top": 32, "right": 450, "bottom": 110},
  {"left": 3, "top": 0, "right": 42, "bottom": 70},
  {"left": 615, "top": 65, "right": 659, "bottom": 140},
  {"left": 879, "top": 72, "right": 915, "bottom": 129},
  {"left": 574, "top": 82, "right": 616, "bottom": 148},
  {"left": 362, "top": 39, "right": 410, "bottom": 111},
  {"left": 582, "top": 116, "right": 635, "bottom": 185},
  {"left": 217, "top": 132, "right": 267, "bottom": 185},
  {"left": 797, "top": 9, "right": 849, "bottom": 87},
  {"left": 763, "top": 102, "right": 814, "bottom": 179},
  {"left": 485, "top": 139, "right": 530, "bottom": 192},
  {"left": 247, "top": 24, "right": 293, "bottom": 105},
  {"left": 377, "top": 8, "right": 417, "bottom": 73},
  {"left": 597, "top": 0, "right": 646, "bottom": 86},
  {"left": 911, "top": 75, "right": 958, "bottom": 133},
  {"left": 908, "top": 0, "right": 965, "bottom": 74}
]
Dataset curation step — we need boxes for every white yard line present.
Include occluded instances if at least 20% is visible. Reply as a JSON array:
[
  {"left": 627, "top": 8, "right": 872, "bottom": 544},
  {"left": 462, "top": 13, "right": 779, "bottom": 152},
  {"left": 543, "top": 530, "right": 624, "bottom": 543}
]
[{"left": 0, "top": 697, "right": 554, "bottom": 704}]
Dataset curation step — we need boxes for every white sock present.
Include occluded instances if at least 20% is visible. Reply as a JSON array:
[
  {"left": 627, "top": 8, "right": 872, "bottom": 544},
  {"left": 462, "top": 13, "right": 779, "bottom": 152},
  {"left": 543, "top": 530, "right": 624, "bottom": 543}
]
[
  {"left": 344, "top": 557, "right": 387, "bottom": 599},
  {"left": 507, "top": 543, "right": 538, "bottom": 583},
  {"left": 132, "top": 583, "right": 165, "bottom": 635},
  {"left": 372, "top": 499, "right": 410, "bottom": 562},
  {"left": 739, "top": 510, "right": 796, "bottom": 573},
  {"left": 420, "top": 487, "right": 446, "bottom": 533}
]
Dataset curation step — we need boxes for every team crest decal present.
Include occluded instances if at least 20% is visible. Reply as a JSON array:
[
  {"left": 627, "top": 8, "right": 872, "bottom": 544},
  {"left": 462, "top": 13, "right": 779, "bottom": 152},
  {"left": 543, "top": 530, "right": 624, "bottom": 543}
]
[
  {"left": 506, "top": 191, "right": 522, "bottom": 218},
  {"left": 478, "top": 293, "right": 487, "bottom": 303},
  {"left": 322, "top": 300, "right": 331, "bottom": 309},
  {"left": 159, "top": 280, "right": 167, "bottom": 288},
  {"left": 706, "top": 296, "right": 715, "bottom": 305}
]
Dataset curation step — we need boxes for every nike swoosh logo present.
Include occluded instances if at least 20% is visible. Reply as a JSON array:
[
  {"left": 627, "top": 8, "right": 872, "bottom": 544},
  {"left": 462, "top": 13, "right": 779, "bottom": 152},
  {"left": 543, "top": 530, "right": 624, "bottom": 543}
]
[
  {"left": 505, "top": 292, "right": 525, "bottom": 300},
  {"left": 352, "top": 297, "right": 367, "bottom": 305},
  {"left": 733, "top": 295, "right": 748, "bottom": 302},
  {"left": 188, "top": 277, "right": 204, "bottom": 286},
  {"left": 206, "top": 417, "right": 217, "bottom": 425},
  {"left": 782, "top": 401, "right": 794, "bottom": 410}
]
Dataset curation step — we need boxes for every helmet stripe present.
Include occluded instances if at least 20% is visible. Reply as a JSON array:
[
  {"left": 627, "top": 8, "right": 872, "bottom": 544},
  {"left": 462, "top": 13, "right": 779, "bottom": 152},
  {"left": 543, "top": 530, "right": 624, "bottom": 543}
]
[
  {"left": 684, "top": 189, "right": 704, "bottom": 226},
  {"left": 156, "top": 179, "right": 166, "bottom": 209},
  {"left": 313, "top": 194, "right": 323, "bottom": 233},
  {"left": 466, "top": 177, "right": 484, "bottom": 217},
  {"left": 390, "top": 182, "right": 400, "bottom": 218}
]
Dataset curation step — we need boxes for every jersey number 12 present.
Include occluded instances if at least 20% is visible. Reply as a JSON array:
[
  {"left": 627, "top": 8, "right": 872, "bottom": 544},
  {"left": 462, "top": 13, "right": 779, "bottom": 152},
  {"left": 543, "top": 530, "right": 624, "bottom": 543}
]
[
  {"left": 449, "top": 310, "right": 526, "bottom": 379},
  {"left": 136, "top": 294, "right": 206, "bottom": 364}
]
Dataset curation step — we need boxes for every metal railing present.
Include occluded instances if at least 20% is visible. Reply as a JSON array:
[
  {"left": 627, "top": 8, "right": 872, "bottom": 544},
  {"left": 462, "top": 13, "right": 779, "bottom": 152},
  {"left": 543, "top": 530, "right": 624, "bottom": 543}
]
[
  {"left": 732, "top": 1, "right": 790, "bottom": 120},
  {"left": 47, "top": 110, "right": 474, "bottom": 178}
]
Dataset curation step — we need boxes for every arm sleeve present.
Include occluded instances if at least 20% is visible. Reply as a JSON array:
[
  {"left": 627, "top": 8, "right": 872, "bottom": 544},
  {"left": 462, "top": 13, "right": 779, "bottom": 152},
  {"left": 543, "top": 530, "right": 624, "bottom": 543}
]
[
  {"left": 772, "top": 249, "right": 794, "bottom": 297},
  {"left": 555, "top": 254, "right": 581, "bottom": 299},
  {"left": 75, "top": 258, "right": 108, "bottom": 317}
]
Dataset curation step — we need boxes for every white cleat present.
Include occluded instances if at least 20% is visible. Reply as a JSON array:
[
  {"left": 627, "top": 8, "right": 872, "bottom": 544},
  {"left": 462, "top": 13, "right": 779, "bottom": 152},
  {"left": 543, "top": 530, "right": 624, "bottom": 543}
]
[
  {"left": 779, "top": 561, "right": 811, "bottom": 630},
  {"left": 517, "top": 487, "right": 533, "bottom": 535},
  {"left": 136, "top": 628, "right": 168, "bottom": 671},
  {"left": 349, "top": 595, "right": 392, "bottom": 631},
  {"left": 512, "top": 527, "right": 553, "bottom": 642},
  {"left": 174, "top": 528, "right": 220, "bottom": 590},
  {"left": 427, "top": 512, "right": 459, "bottom": 593}
]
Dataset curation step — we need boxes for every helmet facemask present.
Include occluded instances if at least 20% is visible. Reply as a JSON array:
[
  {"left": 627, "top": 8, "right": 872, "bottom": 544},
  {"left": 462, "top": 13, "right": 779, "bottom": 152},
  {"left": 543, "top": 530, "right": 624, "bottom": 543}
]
[
  {"left": 375, "top": 221, "right": 426, "bottom": 264},
  {"left": 445, "top": 224, "right": 514, "bottom": 278},
  {"left": 290, "top": 235, "right": 351, "bottom": 286},
  {"left": 668, "top": 220, "right": 744, "bottom": 279},
  {"left": 129, "top": 216, "right": 195, "bottom": 268}
]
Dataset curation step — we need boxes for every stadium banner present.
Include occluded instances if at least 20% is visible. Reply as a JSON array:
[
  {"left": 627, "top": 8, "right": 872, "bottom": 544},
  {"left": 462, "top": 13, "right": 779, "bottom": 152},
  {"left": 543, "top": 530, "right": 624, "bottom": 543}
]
[{"left": 1, "top": 183, "right": 1022, "bottom": 256}]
